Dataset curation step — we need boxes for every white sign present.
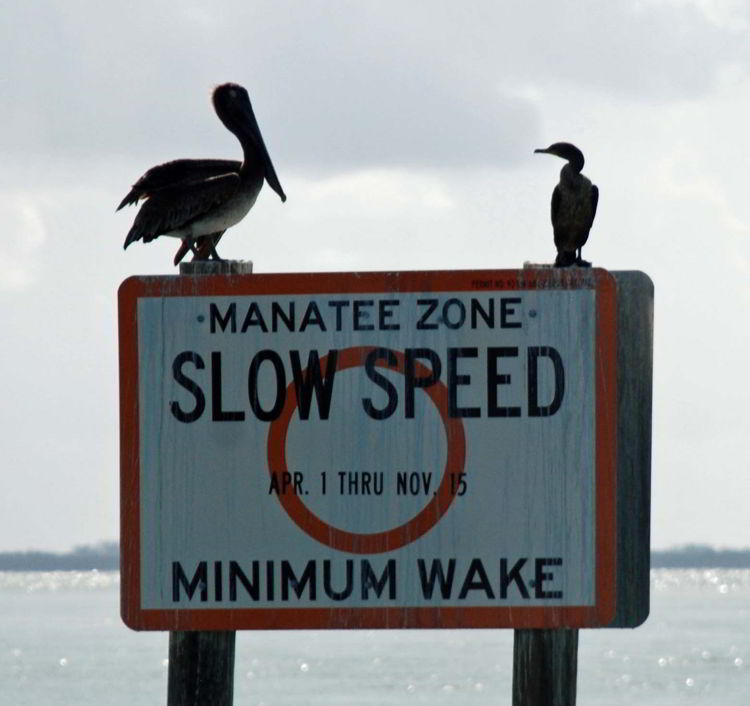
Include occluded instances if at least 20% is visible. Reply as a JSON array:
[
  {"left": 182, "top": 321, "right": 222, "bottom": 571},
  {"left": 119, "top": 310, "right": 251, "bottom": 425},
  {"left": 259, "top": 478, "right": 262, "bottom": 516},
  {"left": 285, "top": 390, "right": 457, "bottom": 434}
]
[{"left": 119, "top": 269, "right": 617, "bottom": 630}]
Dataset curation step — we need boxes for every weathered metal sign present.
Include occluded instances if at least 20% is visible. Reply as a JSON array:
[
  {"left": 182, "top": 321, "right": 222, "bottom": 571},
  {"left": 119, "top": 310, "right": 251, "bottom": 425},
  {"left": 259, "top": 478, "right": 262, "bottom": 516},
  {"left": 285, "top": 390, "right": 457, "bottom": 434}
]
[{"left": 119, "top": 268, "right": 617, "bottom": 630}]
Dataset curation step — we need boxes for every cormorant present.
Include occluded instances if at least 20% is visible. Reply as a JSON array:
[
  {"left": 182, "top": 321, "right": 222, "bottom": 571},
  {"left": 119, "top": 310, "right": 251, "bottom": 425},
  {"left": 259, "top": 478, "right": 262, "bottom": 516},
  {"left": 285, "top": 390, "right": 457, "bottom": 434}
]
[
  {"left": 534, "top": 142, "right": 598, "bottom": 267},
  {"left": 118, "top": 83, "right": 285, "bottom": 265}
]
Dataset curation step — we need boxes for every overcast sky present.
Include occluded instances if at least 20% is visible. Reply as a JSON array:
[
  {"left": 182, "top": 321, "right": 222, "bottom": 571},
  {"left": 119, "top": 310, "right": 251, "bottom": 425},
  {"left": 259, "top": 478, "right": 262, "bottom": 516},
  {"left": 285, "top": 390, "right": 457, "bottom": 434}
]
[{"left": 0, "top": 0, "right": 748, "bottom": 552}]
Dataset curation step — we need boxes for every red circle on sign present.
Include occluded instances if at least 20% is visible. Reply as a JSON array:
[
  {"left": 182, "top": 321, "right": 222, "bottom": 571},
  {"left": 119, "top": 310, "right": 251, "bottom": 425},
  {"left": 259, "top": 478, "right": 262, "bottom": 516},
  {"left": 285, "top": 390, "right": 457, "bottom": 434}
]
[{"left": 266, "top": 346, "right": 466, "bottom": 554}]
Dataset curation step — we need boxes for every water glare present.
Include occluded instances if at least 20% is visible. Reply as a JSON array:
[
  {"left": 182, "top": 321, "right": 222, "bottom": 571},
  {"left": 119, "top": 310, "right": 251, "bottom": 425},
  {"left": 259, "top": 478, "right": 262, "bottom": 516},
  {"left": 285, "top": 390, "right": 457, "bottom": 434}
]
[{"left": 0, "top": 568, "right": 748, "bottom": 705}]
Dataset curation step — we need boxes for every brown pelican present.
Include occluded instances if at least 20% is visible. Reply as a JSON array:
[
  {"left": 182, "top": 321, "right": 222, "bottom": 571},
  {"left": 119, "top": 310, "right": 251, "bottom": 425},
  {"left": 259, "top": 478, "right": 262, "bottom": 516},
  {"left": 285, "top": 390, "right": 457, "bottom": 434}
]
[
  {"left": 118, "top": 83, "right": 286, "bottom": 265},
  {"left": 534, "top": 142, "right": 598, "bottom": 267}
]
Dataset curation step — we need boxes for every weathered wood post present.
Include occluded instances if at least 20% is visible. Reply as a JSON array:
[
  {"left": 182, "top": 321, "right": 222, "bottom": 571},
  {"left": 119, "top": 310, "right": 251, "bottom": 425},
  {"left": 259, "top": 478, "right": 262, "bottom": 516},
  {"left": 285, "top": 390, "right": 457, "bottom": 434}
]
[
  {"left": 167, "top": 631, "right": 236, "bottom": 706},
  {"left": 510, "top": 269, "right": 653, "bottom": 705},
  {"left": 512, "top": 629, "right": 578, "bottom": 706},
  {"left": 165, "top": 259, "right": 253, "bottom": 706}
]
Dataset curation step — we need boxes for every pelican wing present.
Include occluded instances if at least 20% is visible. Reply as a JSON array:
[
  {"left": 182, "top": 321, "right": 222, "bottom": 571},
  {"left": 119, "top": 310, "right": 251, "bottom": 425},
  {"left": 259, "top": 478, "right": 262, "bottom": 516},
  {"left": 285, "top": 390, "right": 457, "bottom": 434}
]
[
  {"left": 117, "top": 159, "right": 241, "bottom": 210},
  {"left": 123, "top": 173, "right": 240, "bottom": 248}
]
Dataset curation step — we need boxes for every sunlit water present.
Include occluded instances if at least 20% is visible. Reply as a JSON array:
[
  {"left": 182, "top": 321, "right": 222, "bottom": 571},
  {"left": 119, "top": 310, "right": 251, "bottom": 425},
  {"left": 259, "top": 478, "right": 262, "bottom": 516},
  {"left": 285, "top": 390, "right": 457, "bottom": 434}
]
[{"left": 0, "top": 570, "right": 747, "bottom": 705}]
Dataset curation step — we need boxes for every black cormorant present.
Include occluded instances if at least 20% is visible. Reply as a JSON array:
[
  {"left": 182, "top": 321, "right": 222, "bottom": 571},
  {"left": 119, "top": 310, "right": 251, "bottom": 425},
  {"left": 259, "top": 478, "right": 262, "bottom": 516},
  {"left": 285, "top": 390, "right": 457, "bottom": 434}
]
[{"left": 534, "top": 142, "right": 598, "bottom": 267}]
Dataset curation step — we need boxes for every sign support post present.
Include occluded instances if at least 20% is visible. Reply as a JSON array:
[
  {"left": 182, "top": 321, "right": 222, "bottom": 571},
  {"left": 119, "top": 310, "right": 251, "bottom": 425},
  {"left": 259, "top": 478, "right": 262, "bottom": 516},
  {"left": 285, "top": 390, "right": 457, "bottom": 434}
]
[
  {"left": 167, "top": 630, "right": 236, "bottom": 706},
  {"left": 512, "top": 628, "right": 578, "bottom": 705},
  {"left": 510, "top": 263, "right": 580, "bottom": 706},
  {"left": 165, "top": 259, "right": 253, "bottom": 706},
  {"left": 510, "top": 269, "right": 653, "bottom": 705}
]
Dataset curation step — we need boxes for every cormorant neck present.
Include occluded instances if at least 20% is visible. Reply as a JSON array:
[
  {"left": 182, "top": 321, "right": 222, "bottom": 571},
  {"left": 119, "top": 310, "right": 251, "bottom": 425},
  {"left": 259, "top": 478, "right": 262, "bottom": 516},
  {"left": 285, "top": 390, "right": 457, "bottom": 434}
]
[
  {"left": 560, "top": 162, "right": 583, "bottom": 184},
  {"left": 567, "top": 148, "right": 584, "bottom": 173}
]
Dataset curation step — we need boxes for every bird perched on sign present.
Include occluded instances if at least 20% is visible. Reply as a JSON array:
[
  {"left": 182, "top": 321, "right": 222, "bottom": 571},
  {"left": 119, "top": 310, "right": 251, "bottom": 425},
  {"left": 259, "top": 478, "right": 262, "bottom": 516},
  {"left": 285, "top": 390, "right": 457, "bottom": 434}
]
[
  {"left": 534, "top": 142, "right": 598, "bottom": 267},
  {"left": 118, "top": 83, "right": 286, "bottom": 265}
]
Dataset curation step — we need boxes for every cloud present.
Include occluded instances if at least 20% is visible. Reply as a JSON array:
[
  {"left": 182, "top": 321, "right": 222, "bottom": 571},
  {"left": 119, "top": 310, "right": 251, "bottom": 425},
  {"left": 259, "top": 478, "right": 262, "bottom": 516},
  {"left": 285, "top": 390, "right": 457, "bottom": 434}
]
[
  {"left": 302, "top": 170, "right": 455, "bottom": 214},
  {"left": 3, "top": 0, "right": 746, "bottom": 174},
  {"left": 0, "top": 195, "right": 46, "bottom": 290},
  {"left": 1, "top": 0, "right": 749, "bottom": 552},
  {"left": 640, "top": 0, "right": 749, "bottom": 32}
]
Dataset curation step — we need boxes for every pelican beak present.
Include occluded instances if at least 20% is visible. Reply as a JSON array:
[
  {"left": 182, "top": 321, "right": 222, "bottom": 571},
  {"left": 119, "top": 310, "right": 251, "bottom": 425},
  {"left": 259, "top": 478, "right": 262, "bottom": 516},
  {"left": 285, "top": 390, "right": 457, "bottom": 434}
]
[
  {"left": 241, "top": 102, "right": 286, "bottom": 203},
  {"left": 263, "top": 159, "right": 286, "bottom": 202}
]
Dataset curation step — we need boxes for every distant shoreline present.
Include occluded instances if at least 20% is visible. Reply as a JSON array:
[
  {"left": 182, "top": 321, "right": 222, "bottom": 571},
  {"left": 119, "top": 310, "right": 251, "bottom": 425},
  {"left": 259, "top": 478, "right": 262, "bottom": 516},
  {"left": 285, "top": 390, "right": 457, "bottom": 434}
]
[
  {"left": 651, "top": 545, "right": 750, "bottom": 569},
  {"left": 0, "top": 542, "right": 748, "bottom": 571},
  {"left": 0, "top": 542, "right": 119, "bottom": 571}
]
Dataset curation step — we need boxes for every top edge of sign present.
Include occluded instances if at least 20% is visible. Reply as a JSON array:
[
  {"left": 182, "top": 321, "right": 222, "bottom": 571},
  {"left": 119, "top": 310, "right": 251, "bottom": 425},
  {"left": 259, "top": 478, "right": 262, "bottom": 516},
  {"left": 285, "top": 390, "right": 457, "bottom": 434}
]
[{"left": 118, "top": 267, "right": 616, "bottom": 300}]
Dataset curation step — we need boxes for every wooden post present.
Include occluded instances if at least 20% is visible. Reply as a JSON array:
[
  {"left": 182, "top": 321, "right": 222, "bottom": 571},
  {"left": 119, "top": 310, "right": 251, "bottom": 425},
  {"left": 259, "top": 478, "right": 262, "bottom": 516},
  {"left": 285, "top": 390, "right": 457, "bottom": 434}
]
[
  {"left": 510, "top": 265, "right": 578, "bottom": 706},
  {"left": 166, "top": 259, "right": 253, "bottom": 706},
  {"left": 168, "top": 632, "right": 237, "bottom": 706},
  {"left": 511, "top": 269, "right": 654, "bottom": 705},
  {"left": 512, "top": 629, "right": 578, "bottom": 706}
]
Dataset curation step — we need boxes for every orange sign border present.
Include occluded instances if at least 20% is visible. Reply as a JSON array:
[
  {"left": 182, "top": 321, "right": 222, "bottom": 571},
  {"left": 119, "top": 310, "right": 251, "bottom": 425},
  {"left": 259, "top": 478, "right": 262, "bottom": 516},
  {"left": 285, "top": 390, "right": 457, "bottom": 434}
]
[{"left": 119, "top": 268, "right": 617, "bottom": 631}]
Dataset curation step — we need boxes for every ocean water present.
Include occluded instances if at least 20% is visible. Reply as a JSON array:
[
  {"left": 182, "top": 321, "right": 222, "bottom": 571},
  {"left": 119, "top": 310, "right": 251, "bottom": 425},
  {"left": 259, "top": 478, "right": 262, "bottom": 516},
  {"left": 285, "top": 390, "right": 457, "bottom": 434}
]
[{"left": 0, "top": 569, "right": 747, "bottom": 705}]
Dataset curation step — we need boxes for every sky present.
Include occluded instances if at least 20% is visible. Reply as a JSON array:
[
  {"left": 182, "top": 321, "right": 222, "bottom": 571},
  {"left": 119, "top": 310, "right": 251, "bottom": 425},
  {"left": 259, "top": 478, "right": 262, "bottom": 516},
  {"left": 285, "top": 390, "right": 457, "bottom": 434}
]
[{"left": 0, "top": 0, "right": 748, "bottom": 552}]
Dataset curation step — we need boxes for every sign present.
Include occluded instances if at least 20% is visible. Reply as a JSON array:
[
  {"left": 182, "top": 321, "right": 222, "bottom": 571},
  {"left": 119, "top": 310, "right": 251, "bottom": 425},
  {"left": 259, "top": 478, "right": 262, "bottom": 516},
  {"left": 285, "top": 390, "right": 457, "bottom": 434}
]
[{"left": 119, "top": 268, "right": 617, "bottom": 630}]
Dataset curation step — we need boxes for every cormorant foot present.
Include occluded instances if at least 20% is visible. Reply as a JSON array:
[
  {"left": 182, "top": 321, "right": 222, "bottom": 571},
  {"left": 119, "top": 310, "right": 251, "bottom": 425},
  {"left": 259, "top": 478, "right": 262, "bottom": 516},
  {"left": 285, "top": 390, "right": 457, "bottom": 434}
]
[
  {"left": 554, "top": 252, "right": 577, "bottom": 267},
  {"left": 575, "top": 257, "right": 592, "bottom": 267}
]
